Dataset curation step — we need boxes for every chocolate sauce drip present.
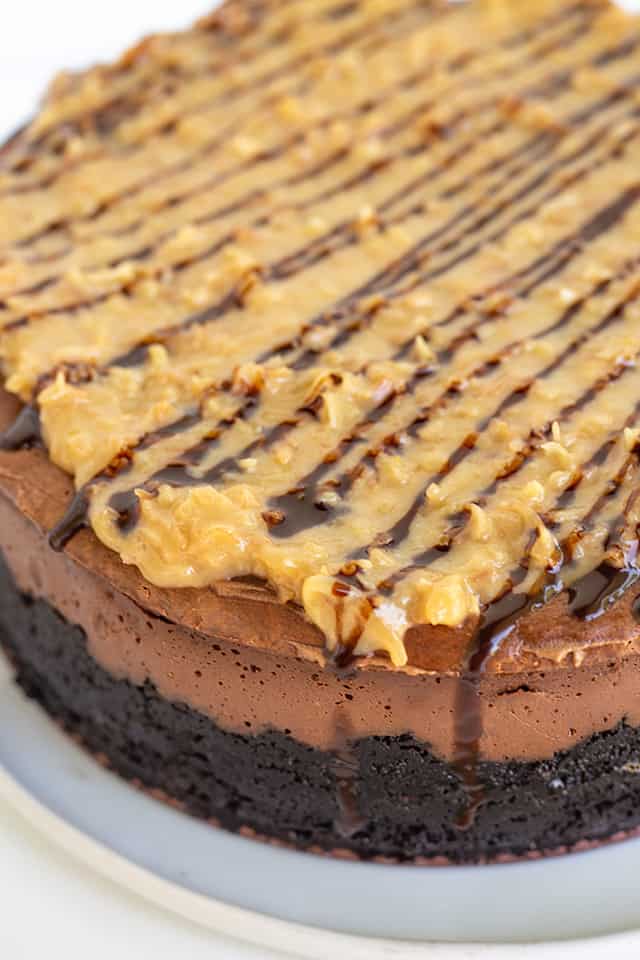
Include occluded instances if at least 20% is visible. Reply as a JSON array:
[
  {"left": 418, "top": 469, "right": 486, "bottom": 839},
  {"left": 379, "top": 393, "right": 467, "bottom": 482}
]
[
  {"left": 0, "top": 405, "right": 41, "bottom": 451},
  {"left": 556, "top": 421, "right": 640, "bottom": 532},
  {"left": 327, "top": 589, "right": 369, "bottom": 836},
  {"left": 137, "top": 410, "right": 205, "bottom": 450},
  {"left": 117, "top": 436, "right": 222, "bottom": 504},
  {"left": 329, "top": 716, "right": 367, "bottom": 839},
  {"left": 265, "top": 458, "right": 350, "bottom": 537},
  {"left": 34, "top": 361, "right": 95, "bottom": 396},
  {"left": 569, "top": 560, "right": 640, "bottom": 621},
  {"left": 328, "top": 1, "right": 359, "bottom": 21},
  {"left": 111, "top": 288, "right": 242, "bottom": 369},
  {"left": 267, "top": 385, "right": 403, "bottom": 536},
  {"left": 109, "top": 489, "right": 143, "bottom": 533},
  {"left": 112, "top": 342, "right": 152, "bottom": 369},
  {"left": 324, "top": 580, "right": 375, "bottom": 673},
  {"left": 48, "top": 490, "right": 90, "bottom": 552},
  {"left": 453, "top": 507, "right": 640, "bottom": 827},
  {"left": 200, "top": 417, "right": 299, "bottom": 487},
  {"left": 453, "top": 576, "right": 532, "bottom": 830}
]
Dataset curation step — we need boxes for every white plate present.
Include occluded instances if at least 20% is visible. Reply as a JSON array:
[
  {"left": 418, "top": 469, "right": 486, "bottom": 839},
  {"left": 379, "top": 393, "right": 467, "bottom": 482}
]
[{"left": 2, "top": 653, "right": 640, "bottom": 959}]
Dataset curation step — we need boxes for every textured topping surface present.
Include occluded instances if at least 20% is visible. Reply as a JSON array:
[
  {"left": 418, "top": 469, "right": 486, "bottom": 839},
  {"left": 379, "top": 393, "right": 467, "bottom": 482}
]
[{"left": 1, "top": 0, "right": 640, "bottom": 667}]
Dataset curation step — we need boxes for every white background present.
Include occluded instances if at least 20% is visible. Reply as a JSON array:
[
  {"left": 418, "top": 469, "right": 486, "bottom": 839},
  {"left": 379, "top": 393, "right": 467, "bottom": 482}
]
[{"left": 1, "top": 1, "right": 639, "bottom": 959}]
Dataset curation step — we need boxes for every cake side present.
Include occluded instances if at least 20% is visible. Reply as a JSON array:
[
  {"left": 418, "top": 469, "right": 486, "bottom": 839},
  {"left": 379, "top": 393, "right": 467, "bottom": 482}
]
[{"left": 5, "top": 511, "right": 640, "bottom": 863}]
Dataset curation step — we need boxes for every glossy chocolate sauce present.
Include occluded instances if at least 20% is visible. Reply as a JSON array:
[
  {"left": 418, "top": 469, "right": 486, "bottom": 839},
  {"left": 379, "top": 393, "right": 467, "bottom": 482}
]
[{"left": 0, "top": 404, "right": 41, "bottom": 451}]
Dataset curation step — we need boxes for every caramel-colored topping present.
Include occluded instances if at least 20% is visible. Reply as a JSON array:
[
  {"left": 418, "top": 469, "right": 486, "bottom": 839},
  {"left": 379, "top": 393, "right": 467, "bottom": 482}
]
[{"left": 1, "top": 0, "right": 640, "bottom": 666}]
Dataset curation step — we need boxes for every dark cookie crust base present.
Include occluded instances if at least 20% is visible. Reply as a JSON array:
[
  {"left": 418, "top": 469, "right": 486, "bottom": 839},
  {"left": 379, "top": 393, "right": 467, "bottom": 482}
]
[{"left": 3, "top": 552, "right": 640, "bottom": 864}]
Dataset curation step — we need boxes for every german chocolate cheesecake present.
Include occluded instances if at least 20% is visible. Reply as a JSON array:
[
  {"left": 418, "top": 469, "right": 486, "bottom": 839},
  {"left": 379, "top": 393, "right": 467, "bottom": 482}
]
[{"left": 2, "top": 0, "right": 640, "bottom": 863}]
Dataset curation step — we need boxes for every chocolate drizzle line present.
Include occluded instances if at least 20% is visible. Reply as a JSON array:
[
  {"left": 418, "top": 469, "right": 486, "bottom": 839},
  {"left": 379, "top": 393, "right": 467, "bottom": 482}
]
[
  {"left": 48, "top": 489, "right": 90, "bottom": 552},
  {"left": 11, "top": 42, "right": 638, "bottom": 344},
  {"left": 4, "top": 0, "right": 591, "bottom": 262},
  {"left": 9, "top": 3, "right": 438, "bottom": 242},
  {"left": 329, "top": 711, "right": 367, "bottom": 840},
  {"left": 24, "top": 177, "right": 640, "bottom": 567},
  {"left": 6, "top": 0, "right": 425, "bottom": 199},
  {"left": 453, "top": 566, "right": 535, "bottom": 831},
  {"left": 0, "top": 404, "right": 41, "bottom": 451},
  {"left": 8, "top": 42, "right": 606, "bottom": 324},
  {"left": 57, "top": 103, "right": 631, "bottom": 403}
]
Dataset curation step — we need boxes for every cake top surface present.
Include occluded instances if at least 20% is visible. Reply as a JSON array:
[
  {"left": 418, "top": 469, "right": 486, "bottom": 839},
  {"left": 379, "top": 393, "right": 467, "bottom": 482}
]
[{"left": 1, "top": 0, "right": 640, "bottom": 669}]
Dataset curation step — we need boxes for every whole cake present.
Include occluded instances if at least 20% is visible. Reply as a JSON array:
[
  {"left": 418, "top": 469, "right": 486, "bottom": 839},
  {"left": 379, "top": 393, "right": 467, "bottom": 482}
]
[{"left": 1, "top": 0, "right": 640, "bottom": 864}]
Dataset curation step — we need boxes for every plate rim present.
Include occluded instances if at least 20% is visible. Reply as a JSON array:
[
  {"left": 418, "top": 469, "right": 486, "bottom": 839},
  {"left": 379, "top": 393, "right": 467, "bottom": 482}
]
[{"left": 3, "top": 764, "right": 640, "bottom": 960}]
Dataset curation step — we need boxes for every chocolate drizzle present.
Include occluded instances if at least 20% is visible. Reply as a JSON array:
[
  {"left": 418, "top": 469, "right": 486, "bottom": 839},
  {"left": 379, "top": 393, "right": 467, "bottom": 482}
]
[
  {"left": 329, "top": 715, "right": 367, "bottom": 840},
  {"left": 569, "top": 560, "right": 640, "bottom": 621},
  {"left": 453, "top": 573, "right": 533, "bottom": 831},
  {"left": 7, "top": 0, "right": 590, "bottom": 256},
  {"left": 453, "top": 534, "right": 640, "bottom": 828},
  {"left": 11, "top": 35, "right": 637, "bottom": 370},
  {"left": 48, "top": 490, "right": 90, "bottom": 552},
  {"left": 9, "top": 0, "right": 427, "bottom": 208},
  {"left": 109, "top": 489, "right": 143, "bottom": 533},
  {"left": 0, "top": 405, "right": 41, "bottom": 451}
]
